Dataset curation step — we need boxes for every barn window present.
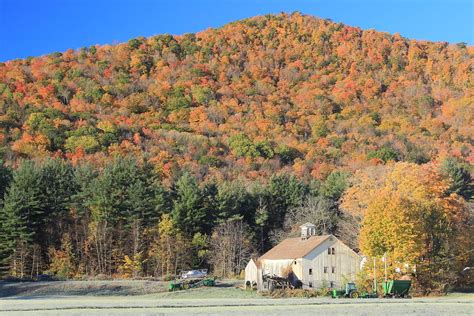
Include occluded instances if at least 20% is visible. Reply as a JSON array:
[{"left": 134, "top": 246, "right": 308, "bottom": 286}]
[
  {"left": 330, "top": 281, "right": 335, "bottom": 288},
  {"left": 324, "top": 266, "right": 328, "bottom": 273},
  {"left": 309, "top": 281, "right": 313, "bottom": 288},
  {"left": 328, "top": 248, "right": 331, "bottom": 255},
  {"left": 332, "top": 248, "right": 335, "bottom": 255},
  {"left": 332, "top": 266, "right": 335, "bottom": 273},
  {"left": 309, "top": 268, "right": 312, "bottom": 275}
]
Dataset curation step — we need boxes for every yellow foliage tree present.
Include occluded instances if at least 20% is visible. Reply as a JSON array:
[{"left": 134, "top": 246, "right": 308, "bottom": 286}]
[
  {"left": 149, "top": 214, "right": 189, "bottom": 278},
  {"left": 46, "top": 234, "right": 75, "bottom": 280},
  {"left": 343, "top": 162, "right": 471, "bottom": 292},
  {"left": 118, "top": 252, "right": 143, "bottom": 279}
]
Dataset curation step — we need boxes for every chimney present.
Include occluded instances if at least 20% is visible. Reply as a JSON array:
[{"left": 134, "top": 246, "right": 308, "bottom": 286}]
[{"left": 300, "top": 222, "right": 316, "bottom": 240}]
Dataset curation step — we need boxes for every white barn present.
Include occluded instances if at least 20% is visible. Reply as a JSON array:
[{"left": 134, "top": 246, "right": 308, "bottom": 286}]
[{"left": 245, "top": 223, "right": 361, "bottom": 291}]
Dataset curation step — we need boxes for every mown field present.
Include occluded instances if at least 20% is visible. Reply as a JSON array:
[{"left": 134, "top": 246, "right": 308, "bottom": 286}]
[{"left": 0, "top": 280, "right": 472, "bottom": 315}]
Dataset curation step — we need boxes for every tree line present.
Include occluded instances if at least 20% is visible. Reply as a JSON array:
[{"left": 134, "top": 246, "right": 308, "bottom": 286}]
[
  {"left": 0, "top": 155, "right": 472, "bottom": 294},
  {"left": 0, "top": 156, "right": 349, "bottom": 279}
]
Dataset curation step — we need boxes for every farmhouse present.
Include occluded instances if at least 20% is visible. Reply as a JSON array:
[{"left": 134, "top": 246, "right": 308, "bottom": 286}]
[{"left": 245, "top": 223, "right": 361, "bottom": 291}]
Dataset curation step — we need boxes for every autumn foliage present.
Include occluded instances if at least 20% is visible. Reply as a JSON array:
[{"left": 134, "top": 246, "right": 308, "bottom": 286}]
[
  {"left": 342, "top": 162, "right": 472, "bottom": 293},
  {"left": 0, "top": 13, "right": 472, "bottom": 289},
  {"left": 0, "top": 13, "right": 472, "bottom": 181}
]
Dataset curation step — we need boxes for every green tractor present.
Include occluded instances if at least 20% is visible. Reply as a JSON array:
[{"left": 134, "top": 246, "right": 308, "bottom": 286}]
[
  {"left": 332, "top": 282, "right": 360, "bottom": 298},
  {"left": 332, "top": 282, "right": 378, "bottom": 299}
]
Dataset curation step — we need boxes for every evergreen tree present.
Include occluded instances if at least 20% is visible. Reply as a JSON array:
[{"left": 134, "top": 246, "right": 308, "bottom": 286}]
[
  {"left": 0, "top": 162, "right": 12, "bottom": 274},
  {"left": 171, "top": 172, "right": 205, "bottom": 235},
  {"left": 441, "top": 157, "right": 474, "bottom": 201},
  {"left": 38, "top": 159, "right": 77, "bottom": 250},
  {"left": 266, "top": 174, "right": 308, "bottom": 230},
  {"left": 214, "top": 181, "right": 254, "bottom": 223},
  {"left": 0, "top": 160, "right": 11, "bottom": 202},
  {"left": 1, "top": 161, "right": 42, "bottom": 276},
  {"left": 320, "top": 171, "right": 351, "bottom": 201}
]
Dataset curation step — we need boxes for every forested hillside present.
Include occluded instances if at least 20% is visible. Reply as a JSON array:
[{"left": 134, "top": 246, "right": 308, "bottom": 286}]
[
  {"left": 0, "top": 13, "right": 472, "bottom": 291},
  {"left": 1, "top": 12, "right": 472, "bottom": 176}
]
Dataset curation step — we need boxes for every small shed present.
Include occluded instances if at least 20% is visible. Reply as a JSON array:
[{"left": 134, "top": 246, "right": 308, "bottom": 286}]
[{"left": 244, "top": 258, "right": 260, "bottom": 290}]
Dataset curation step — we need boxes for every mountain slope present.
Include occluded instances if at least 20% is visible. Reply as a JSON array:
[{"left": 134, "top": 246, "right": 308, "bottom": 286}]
[{"left": 0, "top": 12, "right": 472, "bottom": 181}]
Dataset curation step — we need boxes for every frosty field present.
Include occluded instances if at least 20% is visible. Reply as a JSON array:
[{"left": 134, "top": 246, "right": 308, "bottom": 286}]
[{"left": 0, "top": 280, "right": 472, "bottom": 315}]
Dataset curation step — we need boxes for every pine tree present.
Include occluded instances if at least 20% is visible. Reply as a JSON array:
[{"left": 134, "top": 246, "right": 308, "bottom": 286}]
[
  {"left": 1, "top": 161, "right": 42, "bottom": 277},
  {"left": 214, "top": 181, "right": 253, "bottom": 223},
  {"left": 441, "top": 157, "right": 474, "bottom": 201},
  {"left": 38, "top": 159, "right": 76, "bottom": 250},
  {"left": 171, "top": 172, "right": 205, "bottom": 235},
  {"left": 0, "top": 162, "right": 12, "bottom": 275},
  {"left": 266, "top": 174, "right": 308, "bottom": 230}
]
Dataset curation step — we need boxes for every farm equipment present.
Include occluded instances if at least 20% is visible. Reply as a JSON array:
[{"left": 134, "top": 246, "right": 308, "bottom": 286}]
[
  {"left": 168, "top": 277, "right": 216, "bottom": 291},
  {"left": 262, "top": 274, "right": 302, "bottom": 291},
  {"left": 382, "top": 280, "right": 411, "bottom": 298},
  {"left": 332, "top": 282, "right": 359, "bottom": 298},
  {"left": 332, "top": 282, "right": 378, "bottom": 299}
]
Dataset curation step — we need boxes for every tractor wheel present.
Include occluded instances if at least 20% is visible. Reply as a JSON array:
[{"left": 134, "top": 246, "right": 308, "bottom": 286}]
[{"left": 350, "top": 291, "right": 360, "bottom": 298}]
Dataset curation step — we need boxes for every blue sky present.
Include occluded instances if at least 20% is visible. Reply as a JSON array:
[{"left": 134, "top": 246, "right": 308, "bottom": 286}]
[{"left": 0, "top": 0, "right": 473, "bottom": 61}]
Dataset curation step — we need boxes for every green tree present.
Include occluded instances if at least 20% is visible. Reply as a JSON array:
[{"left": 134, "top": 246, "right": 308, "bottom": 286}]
[
  {"left": 228, "top": 134, "right": 274, "bottom": 158},
  {"left": 441, "top": 157, "right": 474, "bottom": 201},
  {"left": 165, "top": 86, "right": 191, "bottom": 111},
  {"left": 367, "top": 146, "right": 400, "bottom": 163},
  {"left": 214, "top": 181, "right": 253, "bottom": 223},
  {"left": 0, "top": 162, "right": 12, "bottom": 274},
  {"left": 265, "top": 174, "right": 308, "bottom": 233},
  {"left": 1, "top": 161, "right": 42, "bottom": 277},
  {"left": 320, "top": 171, "right": 351, "bottom": 201},
  {"left": 191, "top": 86, "right": 214, "bottom": 105},
  {"left": 38, "top": 159, "right": 76, "bottom": 251},
  {"left": 65, "top": 135, "right": 100, "bottom": 153},
  {"left": 228, "top": 134, "right": 259, "bottom": 158},
  {"left": 84, "top": 157, "right": 160, "bottom": 274},
  {"left": 171, "top": 173, "right": 206, "bottom": 235},
  {"left": 0, "top": 161, "right": 11, "bottom": 201}
]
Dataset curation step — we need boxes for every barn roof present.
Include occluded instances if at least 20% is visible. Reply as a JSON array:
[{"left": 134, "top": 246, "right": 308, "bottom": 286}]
[{"left": 259, "top": 235, "right": 331, "bottom": 260}]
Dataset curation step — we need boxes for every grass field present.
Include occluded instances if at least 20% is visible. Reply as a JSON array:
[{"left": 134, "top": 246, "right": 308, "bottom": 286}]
[{"left": 0, "top": 280, "right": 472, "bottom": 315}]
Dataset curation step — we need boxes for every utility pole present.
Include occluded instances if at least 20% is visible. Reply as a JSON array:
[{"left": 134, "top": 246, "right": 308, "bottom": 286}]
[{"left": 373, "top": 257, "right": 377, "bottom": 293}]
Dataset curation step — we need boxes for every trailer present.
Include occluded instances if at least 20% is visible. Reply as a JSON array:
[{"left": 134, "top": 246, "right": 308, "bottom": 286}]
[
  {"left": 382, "top": 280, "right": 411, "bottom": 298},
  {"left": 169, "top": 277, "right": 216, "bottom": 291}
]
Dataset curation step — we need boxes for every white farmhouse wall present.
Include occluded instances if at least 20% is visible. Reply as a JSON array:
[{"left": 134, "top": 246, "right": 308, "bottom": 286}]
[
  {"left": 301, "top": 237, "right": 360, "bottom": 289},
  {"left": 260, "top": 259, "right": 302, "bottom": 279}
]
